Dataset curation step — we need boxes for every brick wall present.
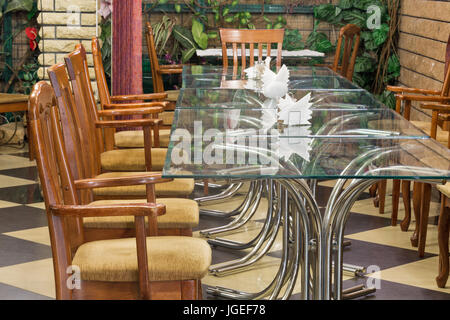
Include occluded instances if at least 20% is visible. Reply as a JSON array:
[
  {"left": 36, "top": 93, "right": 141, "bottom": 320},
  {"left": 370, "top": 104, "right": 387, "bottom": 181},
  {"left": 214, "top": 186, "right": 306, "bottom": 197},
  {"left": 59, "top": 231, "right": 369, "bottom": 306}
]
[
  {"left": 37, "top": 0, "right": 99, "bottom": 92},
  {"left": 397, "top": 0, "right": 450, "bottom": 122}
]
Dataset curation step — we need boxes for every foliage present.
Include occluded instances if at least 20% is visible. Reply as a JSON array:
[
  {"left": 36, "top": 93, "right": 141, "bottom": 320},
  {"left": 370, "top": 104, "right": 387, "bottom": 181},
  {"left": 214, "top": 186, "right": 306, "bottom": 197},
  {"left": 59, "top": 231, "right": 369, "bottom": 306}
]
[
  {"left": 99, "top": 19, "right": 112, "bottom": 78},
  {"left": 283, "top": 29, "right": 304, "bottom": 51},
  {"left": 146, "top": 0, "right": 290, "bottom": 65},
  {"left": 1, "top": 0, "right": 39, "bottom": 95},
  {"left": 309, "top": 0, "right": 400, "bottom": 108}
]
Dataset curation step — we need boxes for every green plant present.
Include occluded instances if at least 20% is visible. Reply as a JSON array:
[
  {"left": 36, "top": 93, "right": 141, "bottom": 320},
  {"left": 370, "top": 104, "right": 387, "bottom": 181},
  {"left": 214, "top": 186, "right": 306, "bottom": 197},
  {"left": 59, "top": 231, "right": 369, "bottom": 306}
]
[
  {"left": 1, "top": 0, "right": 40, "bottom": 94},
  {"left": 283, "top": 29, "right": 305, "bottom": 51},
  {"left": 309, "top": 0, "right": 400, "bottom": 108}
]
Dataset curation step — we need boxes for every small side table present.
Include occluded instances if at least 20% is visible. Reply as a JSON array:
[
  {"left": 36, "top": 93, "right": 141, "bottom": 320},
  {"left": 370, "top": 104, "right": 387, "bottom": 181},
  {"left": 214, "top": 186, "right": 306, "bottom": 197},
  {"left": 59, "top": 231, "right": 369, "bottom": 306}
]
[{"left": 0, "top": 93, "right": 33, "bottom": 160}]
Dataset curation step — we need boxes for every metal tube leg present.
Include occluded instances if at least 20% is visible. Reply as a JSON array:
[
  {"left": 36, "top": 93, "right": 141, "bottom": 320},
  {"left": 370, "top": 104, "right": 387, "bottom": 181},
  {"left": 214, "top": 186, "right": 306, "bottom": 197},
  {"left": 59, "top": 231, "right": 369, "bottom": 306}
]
[
  {"left": 200, "top": 181, "right": 260, "bottom": 236},
  {"left": 204, "top": 181, "right": 264, "bottom": 238},
  {"left": 195, "top": 182, "right": 244, "bottom": 204},
  {"left": 209, "top": 182, "right": 282, "bottom": 275},
  {"left": 199, "top": 183, "right": 250, "bottom": 218}
]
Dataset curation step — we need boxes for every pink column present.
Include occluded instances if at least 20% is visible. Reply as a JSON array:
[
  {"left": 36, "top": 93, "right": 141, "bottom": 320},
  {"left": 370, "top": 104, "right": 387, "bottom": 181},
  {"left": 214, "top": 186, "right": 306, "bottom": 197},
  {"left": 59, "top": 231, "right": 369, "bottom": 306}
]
[{"left": 112, "top": 0, "right": 143, "bottom": 97}]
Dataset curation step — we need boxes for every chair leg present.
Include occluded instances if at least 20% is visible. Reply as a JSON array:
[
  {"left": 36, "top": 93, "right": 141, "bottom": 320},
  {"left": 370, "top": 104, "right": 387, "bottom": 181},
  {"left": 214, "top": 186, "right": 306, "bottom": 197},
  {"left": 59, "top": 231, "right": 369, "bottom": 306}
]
[
  {"left": 436, "top": 197, "right": 450, "bottom": 288},
  {"left": 198, "top": 280, "right": 203, "bottom": 300},
  {"left": 203, "top": 179, "right": 209, "bottom": 196},
  {"left": 411, "top": 182, "right": 422, "bottom": 247},
  {"left": 378, "top": 179, "right": 387, "bottom": 214},
  {"left": 418, "top": 183, "right": 432, "bottom": 258},
  {"left": 400, "top": 181, "right": 411, "bottom": 231},
  {"left": 391, "top": 180, "right": 400, "bottom": 226},
  {"left": 369, "top": 183, "right": 377, "bottom": 197}
]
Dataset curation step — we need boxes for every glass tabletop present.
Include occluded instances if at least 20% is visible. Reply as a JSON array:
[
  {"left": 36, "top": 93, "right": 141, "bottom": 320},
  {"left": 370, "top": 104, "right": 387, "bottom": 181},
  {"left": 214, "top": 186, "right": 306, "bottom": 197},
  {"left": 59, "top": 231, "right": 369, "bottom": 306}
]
[
  {"left": 176, "top": 88, "right": 382, "bottom": 110},
  {"left": 169, "top": 107, "right": 431, "bottom": 139},
  {"left": 183, "top": 65, "right": 338, "bottom": 78},
  {"left": 162, "top": 136, "right": 450, "bottom": 180},
  {"left": 182, "top": 75, "right": 360, "bottom": 90},
  {"left": 163, "top": 65, "right": 450, "bottom": 180}
]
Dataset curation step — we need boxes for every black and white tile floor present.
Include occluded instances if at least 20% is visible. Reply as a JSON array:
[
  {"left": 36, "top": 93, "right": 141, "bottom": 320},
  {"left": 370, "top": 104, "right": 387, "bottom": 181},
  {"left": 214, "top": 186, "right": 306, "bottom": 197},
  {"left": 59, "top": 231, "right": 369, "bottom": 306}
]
[{"left": 0, "top": 144, "right": 448, "bottom": 300}]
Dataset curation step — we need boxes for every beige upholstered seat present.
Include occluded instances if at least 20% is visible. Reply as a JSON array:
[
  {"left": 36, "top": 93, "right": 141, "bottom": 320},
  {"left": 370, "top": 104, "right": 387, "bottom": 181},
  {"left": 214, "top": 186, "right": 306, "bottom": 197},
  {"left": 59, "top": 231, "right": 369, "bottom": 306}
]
[
  {"left": 85, "top": 199, "right": 198, "bottom": 229},
  {"left": 437, "top": 182, "right": 450, "bottom": 198},
  {"left": 100, "top": 148, "right": 167, "bottom": 172},
  {"left": 160, "top": 111, "right": 174, "bottom": 125},
  {"left": 114, "top": 129, "right": 170, "bottom": 148},
  {"left": 411, "top": 120, "right": 449, "bottom": 144},
  {"left": 93, "top": 171, "right": 194, "bottom": 197},
  {"left": 166, "top": 90, "right": 179, "bottom": 102},
  {"left": 72, "top": 236, "right": 211, "bottom": 282}
]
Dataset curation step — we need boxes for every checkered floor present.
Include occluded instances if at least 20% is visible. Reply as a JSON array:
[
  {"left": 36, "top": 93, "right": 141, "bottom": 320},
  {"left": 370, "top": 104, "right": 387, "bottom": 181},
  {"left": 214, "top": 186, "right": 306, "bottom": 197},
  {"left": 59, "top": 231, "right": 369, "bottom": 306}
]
[{"left": 0, "top": 144, "right": 449, "bottom": 300}]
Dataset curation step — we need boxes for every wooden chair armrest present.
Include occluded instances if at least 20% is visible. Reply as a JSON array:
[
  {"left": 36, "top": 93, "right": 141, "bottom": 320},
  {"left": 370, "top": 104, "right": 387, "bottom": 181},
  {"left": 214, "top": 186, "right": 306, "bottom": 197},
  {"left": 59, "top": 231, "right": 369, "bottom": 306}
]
[
  {"left": 313, "top": 64, "right": 333, "bottom": 68},
  {"left": 103, "top": 102, "right": 167, "bottom": 110},
  {"left": 74, "top": 173, "right": 173, "bottom": 189},
  {"left": 98, "top": 108, "right": 163, "bottom": 117},
  {"left": 387, "top": 85, "right": 441, "bottom": 95},
  {"left": 420, "top": 103, "right": 450, "bottom": 113},
  {"left": 95, "top": 118, "right": 163, "bottom": 128},
  {"left": 396, "top": 94, "right": 450, "bottom": 102},
  {"left": 49, "top": 203, "right": 166, "bottom": 218},
  {"left": 159, "top": 64, "right": 184, "bottom": 70},
  {"left": 110, "top": 93, "right": 168, "bottom": 101},
  {"left": 159, "top": 68, "right": 183, "bottom": 75}
]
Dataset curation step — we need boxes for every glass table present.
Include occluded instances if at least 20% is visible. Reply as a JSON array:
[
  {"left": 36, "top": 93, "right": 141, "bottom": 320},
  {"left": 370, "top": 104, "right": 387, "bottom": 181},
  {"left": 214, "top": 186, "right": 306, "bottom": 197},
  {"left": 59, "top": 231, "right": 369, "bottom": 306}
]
[
  {"left": 163, "top": 65, "right": 450, "bottom": 300},
  {"left": 182, "top": 66, "right": 360, "bottom": 91}
]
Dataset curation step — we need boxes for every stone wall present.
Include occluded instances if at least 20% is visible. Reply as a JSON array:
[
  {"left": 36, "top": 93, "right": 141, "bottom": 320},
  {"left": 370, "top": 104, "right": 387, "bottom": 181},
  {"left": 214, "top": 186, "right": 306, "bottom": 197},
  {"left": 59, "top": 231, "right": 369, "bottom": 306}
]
[
  {"left": 397, "top": 0, "right": 450, "bottom": 122},
  {"left": 37, "top": 0, "right": 99, "bottom": 92}
]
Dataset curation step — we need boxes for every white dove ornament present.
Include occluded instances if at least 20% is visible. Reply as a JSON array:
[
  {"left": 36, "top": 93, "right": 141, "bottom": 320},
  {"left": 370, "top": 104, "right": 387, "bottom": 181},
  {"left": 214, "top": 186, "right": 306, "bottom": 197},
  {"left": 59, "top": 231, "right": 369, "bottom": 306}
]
[{"left": 262, "top": 65, "right": 290, "bottom": 99}]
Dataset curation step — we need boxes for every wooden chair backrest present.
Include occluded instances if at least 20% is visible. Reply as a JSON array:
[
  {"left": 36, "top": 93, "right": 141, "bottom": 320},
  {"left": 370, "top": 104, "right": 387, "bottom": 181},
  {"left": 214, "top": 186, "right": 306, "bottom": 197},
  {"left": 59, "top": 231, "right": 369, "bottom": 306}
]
[
  {"left": 219, "top": 28, "right": 285, "bottom": 74},
  {"left": 64, "top": 44, "right": 104, "bottom": 171},
  {"left": 441, "top": 34, "right": 450, "bottom": 97},
  {"left": 29, "top": 81, "right": 82, "bottom": 299},
  {"left": 48, "top": 63, "right": 98, "bottom": 185},
  {"left": 91, "top": 37, "right": 112, "bottom": 107},
  {"left": 145, "top": 22, "right": 164, "bottom": 93},
  {"left": 332, "top": 24, "right": 361, "bottom": 81}
]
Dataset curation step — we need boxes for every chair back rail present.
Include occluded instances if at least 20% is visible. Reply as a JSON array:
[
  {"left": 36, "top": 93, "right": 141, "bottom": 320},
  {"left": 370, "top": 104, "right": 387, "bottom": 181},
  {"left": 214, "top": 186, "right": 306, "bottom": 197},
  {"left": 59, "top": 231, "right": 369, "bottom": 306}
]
[
  {"left": 65, "top": 45, "right": 105, "bottom": 172},
  {"left": 332, "top": 24, "right": 361, "bottom": 81},
  {"left": 48, "top": 64, "right": 92, "bottom": 186},
  {"left": 441, "top": 34, "right": 450, "bottom": 98},
  {"left": 91, "top": 38, "right": 116, "bottom": 150},
  {"left": 29, "top": 81, "right": 81, "bottom": 299},
  {"left": 219, "top": 28, "right": 285, "bottom": 75},
  {"left": 146, "top": 22, "right": 164, "bottom": 93}
]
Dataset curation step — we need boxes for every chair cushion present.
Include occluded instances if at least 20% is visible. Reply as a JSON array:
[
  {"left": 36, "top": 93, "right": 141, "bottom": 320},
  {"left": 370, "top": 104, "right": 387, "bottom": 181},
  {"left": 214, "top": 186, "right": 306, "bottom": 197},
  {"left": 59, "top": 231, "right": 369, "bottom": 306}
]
[
  {"left": 100, "top": 148, "right": 166, "bottom": 171},
  {"left": 92, "top": 171, "right": 194, "bottom": 197},
  {"left": 437, "top": 182, "right": 450, "bottom": 198},
  {"left": 410, "top": 120, "right": 449, "bottom": 144},
  {"left": 85, "top": 199, "right": 198, "bottom": 229},
  {"left": 159, "top": 111, "right": 174, "bottom": 126},
  {"left": 72, "top": 236, "right": 211, "bottom": 282},
  {"left": 166, "top": 90, "right": 180, "bottom": 102},
  {"left": 114, "top": 130, "right": 170, "bottom": 148}
]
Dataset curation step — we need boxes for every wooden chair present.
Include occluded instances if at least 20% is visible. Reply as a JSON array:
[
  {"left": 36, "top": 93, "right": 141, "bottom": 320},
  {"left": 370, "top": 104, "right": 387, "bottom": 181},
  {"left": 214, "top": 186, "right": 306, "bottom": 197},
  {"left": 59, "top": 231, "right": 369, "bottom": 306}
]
[
  {"left": 29, "top": 80, "right": 211, "bottom": 299},
  {"left": 316, "top": 24, "right": 361, "bottom": 81},
  {"left": 410, "top": 103, "right": 450, "bottom": 261},
  {"left": 63, "top": 44, "right": 194, "bottom": 196},
  {"left": 436, "top": 181, "right": 450, "bottom": 288},
  {"left": 145, "top": 22, "right": 182, "bottom": 122},
  {"left": 48, "top": 61, "right": 198, "bottom": 241},
  {"left": 332, "top": 24, "right": 361, "bottom": 81},
  {"left": 91, "top": 37, "right": 172, "bottom": 149},
  {"left": 219, "top": 28, "right": 284, "bottom": 76},
  {"left": 372, "top": 35, "right": 450, "bottom": 234}
]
